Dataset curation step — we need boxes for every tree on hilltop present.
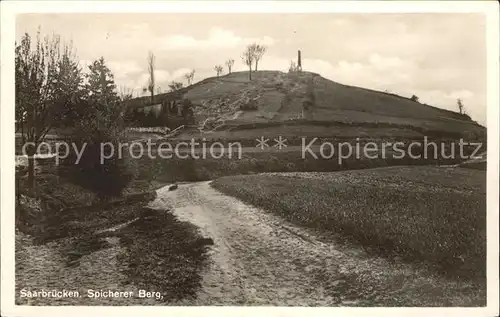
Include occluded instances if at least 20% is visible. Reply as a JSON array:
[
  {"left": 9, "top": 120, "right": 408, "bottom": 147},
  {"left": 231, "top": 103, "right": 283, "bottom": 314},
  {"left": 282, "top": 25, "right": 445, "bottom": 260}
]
[
  {"left": 168, "top": 81, "right": 184, "bottom": 92},
  {"left": 457, "top": 98, "right": 464, "bottom": 115},
  {"left": 250, "top": 43, "right": 267, "bottom": 71},
  {"left": 241, "top": 44, "right": 256, "bottom": 80},
  {"left": 225, "top": 58, "right": 234, "bottom": 74},
  {"left": 214, "top": 65, "right": 223, "bottom": 77},
  {"left": 184, "top": 69, "right": 195, "bottom": 85}
]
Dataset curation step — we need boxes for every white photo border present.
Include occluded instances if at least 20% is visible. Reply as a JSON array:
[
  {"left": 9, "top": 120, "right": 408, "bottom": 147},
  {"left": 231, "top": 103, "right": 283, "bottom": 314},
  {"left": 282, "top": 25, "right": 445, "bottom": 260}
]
[{"left": 1, "top": 1, "right": 498, "bottom": 317}]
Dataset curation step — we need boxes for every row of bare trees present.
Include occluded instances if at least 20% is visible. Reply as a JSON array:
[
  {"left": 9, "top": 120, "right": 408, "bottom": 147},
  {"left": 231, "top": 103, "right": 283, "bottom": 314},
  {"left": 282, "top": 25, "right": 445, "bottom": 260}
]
[
  {"left": 213, "top": 57, "right": 235, "bottom": 77},
  {"left": 212, "top": 43, "right": 267, "bottom": 80},
  {"left": 147, "top": 43, "right": 267, "bottom": 93}
]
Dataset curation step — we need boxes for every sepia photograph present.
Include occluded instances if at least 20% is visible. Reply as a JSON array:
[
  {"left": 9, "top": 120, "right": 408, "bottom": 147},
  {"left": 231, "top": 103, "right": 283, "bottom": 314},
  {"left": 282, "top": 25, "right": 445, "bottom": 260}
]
[{"left": 1, "top": 1, "right": 499, "bottom": 316}]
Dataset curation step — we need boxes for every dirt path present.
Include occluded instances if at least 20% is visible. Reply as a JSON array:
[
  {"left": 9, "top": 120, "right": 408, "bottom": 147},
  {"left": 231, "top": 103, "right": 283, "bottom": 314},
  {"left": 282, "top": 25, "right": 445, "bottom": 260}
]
[{"left": 149, "top": 182, "right": 484, "bottom": 306}]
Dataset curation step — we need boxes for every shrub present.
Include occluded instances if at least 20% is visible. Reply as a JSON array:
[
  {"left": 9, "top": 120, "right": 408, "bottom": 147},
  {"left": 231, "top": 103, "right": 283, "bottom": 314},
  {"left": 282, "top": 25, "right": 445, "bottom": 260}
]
[
  {"left": 240, "top": 100, "right": 258, "bottom": 111},
  {"left": 459, "top": 113, "right": 472, "bottom": 121},
  {"left": 62, "top": 103, "right": 132, "bottom": 199}
]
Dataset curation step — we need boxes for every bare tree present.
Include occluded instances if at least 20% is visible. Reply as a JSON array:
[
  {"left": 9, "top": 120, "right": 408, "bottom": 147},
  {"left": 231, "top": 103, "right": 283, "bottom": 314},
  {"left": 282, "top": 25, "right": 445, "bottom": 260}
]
[
  {"left": 168, "top": 81, "right": 184, "bottom": 92},
  {"left": 225, "top": 58, "right": 234, "bottom": 74},
  {"left": 289, "top": 60, "right": 298, "bottom": 72},
  {"left": 184, "top": 69, "right": 195, "bottom": 85},
  {"left": 250, "top": 43, "right": 267, "bottom": 71},
  {"left": 147, "top": 51, "right": 155, "bottom": 103},
  {"left": 214, "top": 65, "right": 224, "bottom": 77},
  {"left": 190, "top": 69, "right": 195, "bottom": 84},
  {"left": 457, "top": 98, "right": 465, "bottom": 115},
  {"left": 119, "top": 86, "right": 134, "bottom": 101},
  {"left": 242, "top": 44, "right": 256, "bottom": 80},
  {"left": 15, "top": 30, "right": 82, "bottom": 188}
]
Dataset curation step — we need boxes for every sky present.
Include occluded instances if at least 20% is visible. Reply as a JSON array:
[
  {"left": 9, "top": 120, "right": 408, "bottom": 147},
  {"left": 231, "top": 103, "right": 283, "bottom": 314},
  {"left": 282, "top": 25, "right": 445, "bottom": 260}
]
[{"left": 16, "top": 13, "right": 487, "bottom": 124}]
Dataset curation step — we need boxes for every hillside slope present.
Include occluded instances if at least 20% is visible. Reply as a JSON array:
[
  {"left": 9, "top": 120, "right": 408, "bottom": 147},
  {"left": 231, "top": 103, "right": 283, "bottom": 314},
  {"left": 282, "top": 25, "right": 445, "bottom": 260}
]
[{"left": 127, "top": 71, "right": 485, "bottom": 138}]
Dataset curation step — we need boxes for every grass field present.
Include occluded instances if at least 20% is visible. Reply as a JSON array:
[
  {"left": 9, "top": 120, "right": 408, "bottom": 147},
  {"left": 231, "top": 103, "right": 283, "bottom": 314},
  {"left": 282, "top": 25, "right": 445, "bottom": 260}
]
[{"left": 211, "top": 166, "right": 486, "bottom": 279}]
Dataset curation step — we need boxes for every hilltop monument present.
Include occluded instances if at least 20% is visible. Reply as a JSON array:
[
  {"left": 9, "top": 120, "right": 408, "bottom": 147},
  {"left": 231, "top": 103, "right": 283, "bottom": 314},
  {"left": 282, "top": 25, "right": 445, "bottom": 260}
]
[{"left": 297, "top": 50, "right": 302, "bottom": 71}]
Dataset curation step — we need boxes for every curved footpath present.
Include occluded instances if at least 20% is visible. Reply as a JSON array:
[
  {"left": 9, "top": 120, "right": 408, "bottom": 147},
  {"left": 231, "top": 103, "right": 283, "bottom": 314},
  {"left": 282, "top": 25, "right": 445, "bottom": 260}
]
[{"left": 149, "top": 182, "right": 484, "bottom": 306}]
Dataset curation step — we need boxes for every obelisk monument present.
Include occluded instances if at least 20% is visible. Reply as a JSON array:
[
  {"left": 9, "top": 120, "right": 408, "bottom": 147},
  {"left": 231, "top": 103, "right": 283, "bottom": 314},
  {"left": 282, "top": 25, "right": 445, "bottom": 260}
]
[{"left": 297, "top": 50, "right": 302, "bottom": 71}]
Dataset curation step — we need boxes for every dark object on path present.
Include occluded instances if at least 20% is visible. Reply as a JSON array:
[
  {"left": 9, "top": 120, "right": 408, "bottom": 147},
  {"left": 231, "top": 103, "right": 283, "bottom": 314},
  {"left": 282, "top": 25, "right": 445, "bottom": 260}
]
[
  {"left": 169, "top": 184, "right": 179, "bottom": 191},
  {"left": 190, "top": 237, "right": 214, "bottom": 248},
  {"left": 141, "top": 207, "right": 164, "bottom": 220}
]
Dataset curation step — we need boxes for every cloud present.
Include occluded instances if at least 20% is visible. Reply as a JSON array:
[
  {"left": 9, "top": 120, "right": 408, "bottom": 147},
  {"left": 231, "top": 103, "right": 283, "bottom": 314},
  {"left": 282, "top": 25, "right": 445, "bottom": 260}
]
[
  {"left": 107, "top": 60, "right": 143, "bottom": 77},
  {"left": 410, "top": 88, "right": 482, "bottom": 119},
  {"left": 368, "top": 54, "right": 405, "bottom": 70},
  {"left": 156, "top": 68, "right": 193, "bottom": 83},
  {"left": 123, "top": 22, "right": 151, "bottom": 34},
  {"left": 159, "top": 27, "right": 274, "bottom": 51},
  {"left": 295, "top": 55, "right": 416, "bottom": 90}
]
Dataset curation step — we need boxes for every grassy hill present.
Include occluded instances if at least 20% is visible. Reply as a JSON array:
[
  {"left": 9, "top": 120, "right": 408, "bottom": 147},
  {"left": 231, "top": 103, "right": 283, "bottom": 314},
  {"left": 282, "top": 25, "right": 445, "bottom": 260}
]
[{"left": 126, "top": 70, "right": 485, "bottom": 140}]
